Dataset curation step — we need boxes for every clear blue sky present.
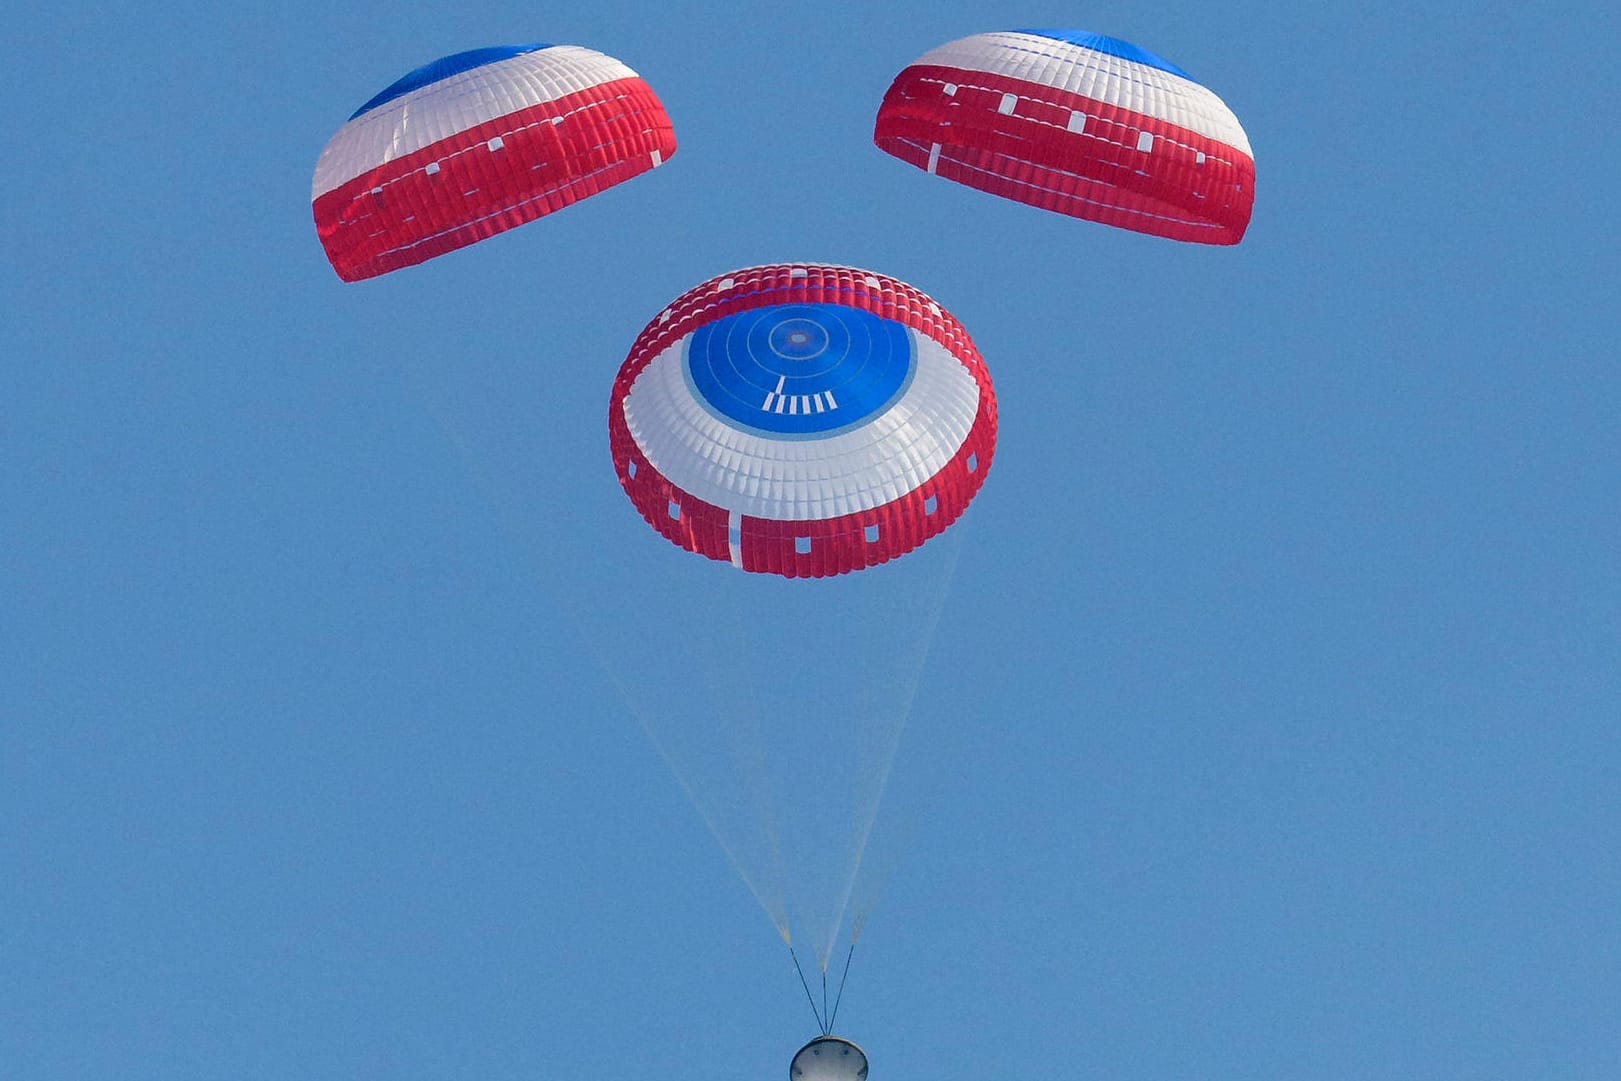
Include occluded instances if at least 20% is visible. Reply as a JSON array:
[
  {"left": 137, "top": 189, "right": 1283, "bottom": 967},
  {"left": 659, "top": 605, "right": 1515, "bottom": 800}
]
[{"left": 4, "top": 2, "right": 1619, "bottom": 1078}]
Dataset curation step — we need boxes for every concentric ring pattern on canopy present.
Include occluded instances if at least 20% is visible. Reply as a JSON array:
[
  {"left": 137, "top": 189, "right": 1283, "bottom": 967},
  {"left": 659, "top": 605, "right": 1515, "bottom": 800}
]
[
  {"left": 610, "top": 264, "right": 997, "bottom": 578},
  {"left": 873, "top": 29, "right": 1254, "bottom": 243},
  {"left": 312, "top": 44, "right": 676, "bottom": 281}
]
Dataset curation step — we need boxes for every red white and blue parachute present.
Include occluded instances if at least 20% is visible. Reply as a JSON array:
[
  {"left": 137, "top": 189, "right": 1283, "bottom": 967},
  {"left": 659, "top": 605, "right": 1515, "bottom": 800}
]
[
  {"left": 874, "top": 30, "right": 1254, "bottom": 244},
  {"left": 609, "top": 265, "right": 997, "bottom": 578},
  {"left": 312, "top": 44, "right": 676, "bottom": 281}
]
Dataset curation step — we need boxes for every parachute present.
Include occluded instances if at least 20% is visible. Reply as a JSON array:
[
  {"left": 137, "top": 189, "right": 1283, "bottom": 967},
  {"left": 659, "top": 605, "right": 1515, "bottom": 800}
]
[
  {"left": 609, "top": 264, "right": 997, "bottom": 577},
  {"left": 312, "top": 44, "right": 676, "bottom": 281},
  {"left": 873, "top": 29, "right": 1254, "bottom": 244}
]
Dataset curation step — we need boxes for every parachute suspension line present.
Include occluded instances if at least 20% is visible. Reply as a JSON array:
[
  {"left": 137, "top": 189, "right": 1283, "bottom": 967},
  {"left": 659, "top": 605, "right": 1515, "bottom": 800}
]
[
  {"left": 408, "top": 370, "right": 798, "bottom": 936},
  {"left": 790, "top": 948, "right": 826, "bottom": 1034},
  {"left": 620, "top": 702, "right": 791, "bottom": 936},
  {"left": 411, "top": 380, "right": 804, "bottom": 940},
  {"left": 822, "top": 969, "right": 830, "bottom": 1035},
  {"left": 823, "top": 533, "right": 967, "bottom": 963},
  {"left": 827, "top": 941, "right": 857, "bottom": 1033},
  {"left": 704, "top": 580, "right": 794, "bottom": 931}
]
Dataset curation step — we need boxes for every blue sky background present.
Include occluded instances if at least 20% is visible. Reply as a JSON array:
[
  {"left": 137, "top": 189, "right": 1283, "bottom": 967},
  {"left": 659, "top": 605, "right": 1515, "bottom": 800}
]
[{"left": 4, "top": 2, "right": 1619, "bottom": 1078}]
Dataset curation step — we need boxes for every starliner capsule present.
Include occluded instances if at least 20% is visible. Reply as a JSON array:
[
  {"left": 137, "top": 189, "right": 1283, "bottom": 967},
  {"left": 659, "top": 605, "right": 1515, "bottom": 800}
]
[
  {"left": 609, "top": 264, "right": 997, "bottom": 578},
  {"left": 789, "top": 1036, "right": 869, "bottom": 1081}
]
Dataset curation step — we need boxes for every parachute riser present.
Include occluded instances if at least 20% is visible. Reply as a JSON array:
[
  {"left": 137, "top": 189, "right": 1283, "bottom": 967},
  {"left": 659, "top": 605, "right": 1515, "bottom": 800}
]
[
  {"left": 790, "top": 947, "right": 828, "bottom": 1034},
  {"left": 791, "top": 940, "right": 859, "bottom": 1037}
]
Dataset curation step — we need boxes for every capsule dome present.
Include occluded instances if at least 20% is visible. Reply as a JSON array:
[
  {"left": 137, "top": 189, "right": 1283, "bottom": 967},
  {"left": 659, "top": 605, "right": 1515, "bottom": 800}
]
[{"left": 789, "top": 1036, "right": 869, "bottom": 1081}]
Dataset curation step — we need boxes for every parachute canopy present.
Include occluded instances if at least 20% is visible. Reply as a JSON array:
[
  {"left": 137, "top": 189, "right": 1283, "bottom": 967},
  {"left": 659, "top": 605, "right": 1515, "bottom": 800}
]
[
  {"left": 610, "top": 264, "right": 997, "bottom": 578},
  {"left": 873, "top": 29, "right": 1254, "bottom": 244},
  {"left": 312, "top": 44, "right": 676, "bottom": 281}
]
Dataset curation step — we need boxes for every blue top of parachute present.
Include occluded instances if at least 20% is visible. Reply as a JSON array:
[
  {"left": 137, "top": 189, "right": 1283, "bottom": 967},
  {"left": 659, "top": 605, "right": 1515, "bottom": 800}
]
[
  {"left": 685, "top": 303, "right": 916, "bottom": 439},
  {"left": 1015, "top": 29, "right": 1193, "bottom": 80},
  {"left": 350, "top": 44, "right": 552, "bottom": 120}
]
